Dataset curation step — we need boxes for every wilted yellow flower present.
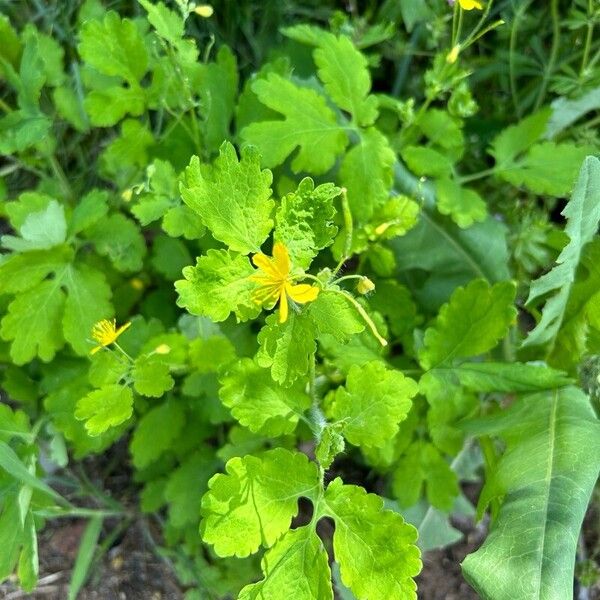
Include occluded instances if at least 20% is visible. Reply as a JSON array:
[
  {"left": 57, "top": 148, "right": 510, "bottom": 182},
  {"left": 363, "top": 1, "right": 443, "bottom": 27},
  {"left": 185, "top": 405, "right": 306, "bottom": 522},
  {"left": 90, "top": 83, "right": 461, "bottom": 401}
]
[
  {"left": 90, "top": 319, "right": 131, "bottom": 354},
  {"left": 250, "top": 242, "right": 319, "bottom": 323},
  {"left": 459, "top": 0, "right": 483, "bottom": 10}
]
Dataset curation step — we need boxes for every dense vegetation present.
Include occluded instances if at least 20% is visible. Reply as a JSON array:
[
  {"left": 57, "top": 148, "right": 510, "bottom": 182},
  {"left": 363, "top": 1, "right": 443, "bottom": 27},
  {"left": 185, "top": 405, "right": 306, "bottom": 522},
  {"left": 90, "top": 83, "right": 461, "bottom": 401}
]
[{"left": 1, "top": 0, "right": 600, "bottom": 598}]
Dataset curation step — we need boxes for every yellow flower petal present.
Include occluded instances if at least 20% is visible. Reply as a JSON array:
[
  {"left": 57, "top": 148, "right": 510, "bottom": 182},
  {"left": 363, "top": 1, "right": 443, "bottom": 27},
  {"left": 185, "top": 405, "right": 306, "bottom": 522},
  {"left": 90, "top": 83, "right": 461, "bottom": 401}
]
[
  {"left": 278, "top": 287, "right": 289, "bottom": 323},
  {"left": 251, "top": 253, "right": 281, "bottom": 279},
  {"left": 459, "top": 0, "right": 483, "bottom": 9},
  {"left": 287, "top": 283, "right": 320, "bottom": 304},
  {"left": 272, "top": 242, "right": 291, "bottom": 278}
]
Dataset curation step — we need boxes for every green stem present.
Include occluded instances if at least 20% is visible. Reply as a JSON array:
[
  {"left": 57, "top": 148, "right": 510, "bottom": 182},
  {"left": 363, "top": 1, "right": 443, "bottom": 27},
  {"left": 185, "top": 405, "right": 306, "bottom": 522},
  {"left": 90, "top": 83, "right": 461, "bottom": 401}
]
[
  {"left": 580, "top": 0, "right": 594, "bottom": 77},
  {"left": 332, "top": 289, "right": 388, "bottom": 347},
  {"left": 113, "top": 342, "right": 134, "bottom": 363},
  {"left": 47, "top": 154, "right": 73, "bottom": 200},
  {"left": 457, "top": 166, "right": 497, "bottom": 184},
  {"left": 332, "top": 188, "right": 353, "bottom": 276},
  {"left": 533, "top": 0, "right": 560, "bottom": 111},
  {"left": 333, "top": 274, "right": 365, "bottom": 285}
]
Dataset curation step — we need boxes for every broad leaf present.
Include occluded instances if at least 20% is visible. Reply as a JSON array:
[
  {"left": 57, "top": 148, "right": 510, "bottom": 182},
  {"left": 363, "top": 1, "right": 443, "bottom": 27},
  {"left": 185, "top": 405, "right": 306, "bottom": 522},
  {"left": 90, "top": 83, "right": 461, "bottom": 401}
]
[{"left": 74, "top": 384, "right": 133, "bottom": 436}]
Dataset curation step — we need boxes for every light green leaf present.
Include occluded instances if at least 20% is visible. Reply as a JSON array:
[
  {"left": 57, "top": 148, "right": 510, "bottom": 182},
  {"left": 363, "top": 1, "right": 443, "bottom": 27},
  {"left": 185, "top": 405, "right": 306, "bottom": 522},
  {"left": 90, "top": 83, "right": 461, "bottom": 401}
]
[
  {"left": 462, "top": 387, "right": 600, "bottom": 600},
  {"left": 1, "top": 279, "right": 66, "bottom": 365},
  {"left": 68, "top": 516, "right": 103, "bottom": 600},
  {"left": 308, "top": 292, "right": 364, "bottom": 343},
  {"left": 17, "top": 511, "right": 38, "bottom": 592},
  {"left": 68, "top": 189, "right": 109, "bottom": 235},
  {"left": 130, "top": 401, "right": 185, "bottom": 468},
  {"left": 0, "top": 247, "right": 70, "bottom": 294},
  {"left": 435, "top": 178, "right": 487, "bottom": 229},
  {"left": 327, "top": 361, "right": 417, "bottom": 449},
  {"left": 2, "top": 200, "right": 67, "bottom": 252},
  {"left": 241, "top": 73, "right": 348, "bottom": 175},
  {"left": 523, "top": 156, "right": 600, "bottom": 348},
  {"left": 175, "top": 249, "right": 259, "bottom": 322},
  {"left": 84, "top": 85, "right": 145, "bottom": 126},
  {"left": 78, "top": 11, "right": 148, "bottom": 83},
  {"left": 74, "top": 384, "right": 133, "bottom": 436},
  {"left": 62, "top": 264, "right": 112, "bottom": 356},
  {"left": 238, "top": 526, "right": 333, "bottom": 600},
  {"left": 201, "top": 448, "right": 319, "bottom": 557},
  {"left": 312, "top": 33, "right": 378, "bottom": 126},
  {"left": 419, "top": 279, "right": 517, "bottom": 370},
  {"left": 546, "top": 87, "right": 600, "bottom": 139},
  {"left": 138, "top": 0, "right": 184, "bottom": 45},
  {"left": 219, "top": 358, "right": 311, "bottom": 436},
  {"left": 132, "top": 355, "right": 174, "bottom": 397},
  {"left": 339, "top": 128, "right": 395, "bottom": 223},
  {"left": 180, "top": 142, "right": 273, "bottom": 253},
  {"left": 324, "top": 479, "right": 421, "bottom": 600},
  {"left": 401, "top": 146, "right": 453, "bottom": 179},
  {"left": 257, "top": 312, "right": 317, "bottom": 387},
  {"left": 392, "top": 441, "right": 459, "bottom": 511},
  {"left": 274, "top": 177, "right": 339, "bottom": 269}
]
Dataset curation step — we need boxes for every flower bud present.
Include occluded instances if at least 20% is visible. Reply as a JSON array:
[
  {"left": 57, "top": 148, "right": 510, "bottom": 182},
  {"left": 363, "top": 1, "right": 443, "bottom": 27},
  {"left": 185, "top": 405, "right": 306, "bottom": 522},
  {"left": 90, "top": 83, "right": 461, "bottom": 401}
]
[
  {"left": 193, "top": 4, "right": 214, "bottom": 17},
  {"left": 447, "top": 45, "right": 460, "bottom": 64},
  {"left": 154, "top": 344, "right": 171, "bottom": 355},
  {"left": 357, "top": 277, "right": 375, "bottom": 295}
]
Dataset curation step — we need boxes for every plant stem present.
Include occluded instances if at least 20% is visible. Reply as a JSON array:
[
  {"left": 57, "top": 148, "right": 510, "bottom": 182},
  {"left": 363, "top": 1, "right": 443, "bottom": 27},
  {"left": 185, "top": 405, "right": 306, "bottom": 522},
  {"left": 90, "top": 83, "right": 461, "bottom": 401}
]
[
  {"left": 332, "top": 188, "right": 353, "bottom": 276},
  {"left": 580, "top": 0, "right": 595, "bottom": 77},
  {"left": 533, "top": 0, "right": 560, "bottom": 111},
  {"left": 457, "top": 166, "right": 497, "bottom": 184},
  {"left": 47, "top": 154, "right": 73, "bottom": 200},
  {"left": 332, "top": 289, "right": 388, "bottom": 347}
]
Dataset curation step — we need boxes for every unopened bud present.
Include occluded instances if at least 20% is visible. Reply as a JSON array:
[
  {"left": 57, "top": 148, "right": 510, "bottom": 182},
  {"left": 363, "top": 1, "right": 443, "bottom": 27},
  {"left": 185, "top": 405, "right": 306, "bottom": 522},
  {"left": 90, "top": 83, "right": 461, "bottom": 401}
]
[
  {"left": 357, "top": 277, "right": 375, "bottom": 295},
  {"left": 193, "top": 4, "right": 214, "bottom": 17},
  {"left": 121, "top": 189, "right": 133, "bottom": 202},
  {"left": 130, "top": 278, "right": 144, "bottom": 291},
  {"left": 154, "top": 344, "right": 171, "bottom": 355},
  {"left": 447, "top": 44, "right": 460, "bottom": 64}
]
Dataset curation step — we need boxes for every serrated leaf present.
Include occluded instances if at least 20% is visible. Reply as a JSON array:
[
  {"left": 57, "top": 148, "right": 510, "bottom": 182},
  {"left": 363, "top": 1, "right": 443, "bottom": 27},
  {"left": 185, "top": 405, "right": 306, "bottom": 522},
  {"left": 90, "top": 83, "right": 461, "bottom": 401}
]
[
  {"left": 435, "top": 178, "right": 487, "bottom": 229},
  {"left": 201, "top": 448, "right": 319, "bottom": 557},
  {"left": 132, "top": 354, "right": 174, "bottom": 397},
  {"left": 84, "top": 85, "right": 145, "bottom": 126},
  {"left": 130, "top": 401, "right": 185, "bottom": 468},
  {"left": 324, "top": 479, "right": 421, "bottom": 600},
  {"left": 1, "top": 279, "right": 65, "bottom": 365},
  {"left": 419, "top": 279, "right": 517, "bottom": 370},
  {"left": 256, "top": 312, "right": 317, "bottom": 387},
  {"left": 238, "top": 526, "right": 333, "bottom": 600},
  {"left": 74, "top": 384, "right": 133, "bottom": 436},
  {"left": 139, "top": 0, "right": 184, "bottom": 45},
  {"left": 180, "top": 143, "right": 273, "bottom": 253},
  {"left": 308, "top": 292, "right": 364, "bottom": 343},
  {"left": 274, "top": 177, "right": 339, "bottom": 269},
  {"left": 219, "top": 358, "right": 310, "bottom": 436},
  {"left": 0, "top": 247, "right": 70, "bottom": 294},
  {"left": 312, "top": 33, "right": 378, "bottom": 126},
  {"left": 78, "top": 11, "right": 148, "bottom": 83},
  {"left": 401, "top": 146, "right": 453, "bottom": 179},
  {"left": 68, "top": 190, "right": 109, "bottom": 235},
  {"left": 462, "top": 387, "right": 600, "bottom": 600},
  {"left": 523, "top": 156, "right": 600, "bottom": 348},
  {"left": 327, "top": 361, "right": 417, "bottom": 449},
  {"left": 241, "top": 73, "right": 348, "bottom": 175},
  {"left": 175, "top": 249, "right": 259, "bottom": 322},
  {"left": 339, "top": 128, "right": 395, "bottom": 223}
]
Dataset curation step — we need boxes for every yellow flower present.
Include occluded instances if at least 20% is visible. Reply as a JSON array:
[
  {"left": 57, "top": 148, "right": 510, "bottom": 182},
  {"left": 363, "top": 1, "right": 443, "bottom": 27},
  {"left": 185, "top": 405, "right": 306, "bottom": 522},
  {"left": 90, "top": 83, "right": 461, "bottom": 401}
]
[
  {"left": 459, "top": 0, "right": 483, "bottom": 9},
  {"left": 90, "top": 319, "right": 131, "bottom": 354},
  {"left": 250, "top": 242, "right": 319, "bottom": 323}
]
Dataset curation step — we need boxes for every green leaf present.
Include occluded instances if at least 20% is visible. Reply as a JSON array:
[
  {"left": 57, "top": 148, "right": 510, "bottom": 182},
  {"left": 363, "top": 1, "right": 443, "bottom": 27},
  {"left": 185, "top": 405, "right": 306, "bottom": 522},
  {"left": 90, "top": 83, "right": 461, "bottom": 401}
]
[
  {"left": 523, "top": 156, "right": 600, "bottom": 348},
  {"left": 201, "top": 448, "right": 319, "bottom": 557},
  {"left": 130, "top": 401, "right": 185, "bottom": 468},
  {"left": 17, "top": 511, "right": 38, "bottom": 592},
  {"left": 312, "top": 33, "right": 378, "bottom": 126},
  {"left": 274, "top": 177, "right": 339, "bottom": 269},
  {"left": 462, "top": 387, "right": 600, "bottom": 600},
  {"left": 74, "top": 384, "right": 133, "bottom": 435},
  {"left": 62, "top": 264, "right": 112, "bottom": 356},
  {"left": 308, "top": 292, "right": 365, "bottom": 343},
  {"left": 401, "top": 146, "right": 453, "bottom": 179},
  {"left": 419, "top": 279, "right": 517, "bottom": 370},
  {"left": 238, "top": 526, "right": 333, "bottom": 600},
  {"left": 257, "top": 312, "right": 317, "bottom": 387},
  {"left": 84, "top": 85, "right": 145, "bottom": 126},
  {"left": 0, "top": 247, "right": 70, "bottom": 294},
  {"left": 132, "top": 354, "right": 174, "bottom": 397},
  {"left": 138, "top": 0, "right": 184, "bottom": 45},
  {"left": 67, "top": 516, "right": 103, "bottom": 600},
  {"left": 339, "top": 128, "right": 395, "bottom": 223},
  {"left": 175, "top": 249, "right": 259, "bottom": 322},
  {"left": 497, "top": 142, "right": 592, "bottom": 196},
  {"left": 68, "top": 189, "right": 109, "bottom": 235},
  {"left": 1, "top": 200, "right": 67, "bottom": 252},
  {"left": 435, "top": 178, "right": 487, "bottom": 229},
  {"left": 1, "top": 279, "right": 66, "bottom": 365},
  {"left": 392, "top": 441, "right": 460, "bottom": 511},
  {"left": 219, "top": 358, "right": 311, "bottom": 436},
  {"left": 241, "top": 73, "right": 348, "bottom": 175},
  {"left": 546, "top": 87, "right": 600, "bottom": 139},
  {"left": 150, "top": 234, "right": 191, "bottom": 280},
  {"left": 327, "top": 361, "right": 417, "bottom": 449},
  {"left": 78, "top": 11, "right": 148, "bottom": 83},
  {"left": 180, "top": 143, "right": 274, "bottom": 253},
  {"left": 324, "top": 479, "right": 421, "bottom": 600}
]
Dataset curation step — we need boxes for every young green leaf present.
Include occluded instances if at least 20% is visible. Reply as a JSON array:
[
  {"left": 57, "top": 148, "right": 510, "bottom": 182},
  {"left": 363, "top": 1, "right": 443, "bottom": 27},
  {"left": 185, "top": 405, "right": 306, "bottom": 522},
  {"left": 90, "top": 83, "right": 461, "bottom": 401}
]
[
  {"left": 176, "top": 249, "right": 259, "bottom": 322},
  {"left": 180, "top": 142, "right": 273, "bottom": 253},
  {"left": 419, "top": 279, "right": 517, "bottom": 369},
  {"left": 327, "top": 361, "right": 417, "bottom": 449},
  {"left": 241, "top": 73, "right": 348, "bottom": 174},
  {"left": 238, "top": 526, "right": 333, "bottom": 600},
  {"left": 523, "top": 156, "right": 600, "bottom": 348},
  {"left": 435, "top": 178, "right": 487, "bottom": 229},
  {"left": 132, "top": 354, "right": 174, "bottom": 397},
  {"left": 308, "top": 292, "right": 365, "bottom": 343},
  {"left": 74, "top": 384, "right": 133, "bottom": 435},
  {"left": 219, "top": 358, "right": 311, "bottom": 436},
  {"left": 201, "top": 448, "right": 319, "bottom": 557}
]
